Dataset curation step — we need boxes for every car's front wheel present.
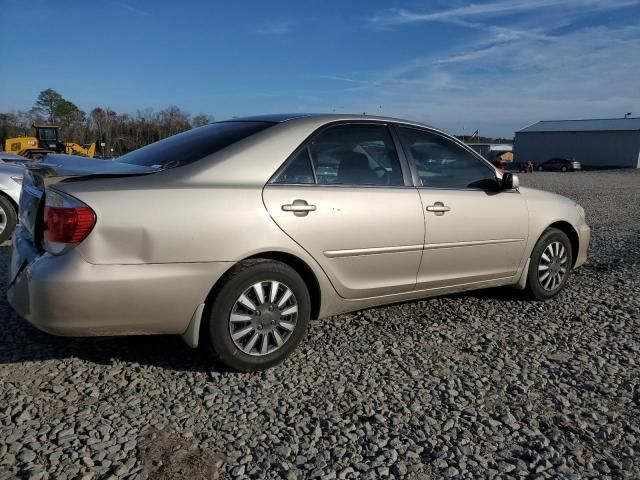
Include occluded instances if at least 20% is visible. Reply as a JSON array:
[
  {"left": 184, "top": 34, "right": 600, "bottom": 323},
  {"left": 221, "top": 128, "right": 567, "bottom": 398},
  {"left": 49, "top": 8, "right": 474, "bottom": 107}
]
[
  {"left": 205, "top": 259, "right": 311, "bottom": 371},
  {"left": 0, "top": 196, "right": 17, "bottom": 243},
  {"left": 526, "top": 228, "right": 573, "bottom": 300}
]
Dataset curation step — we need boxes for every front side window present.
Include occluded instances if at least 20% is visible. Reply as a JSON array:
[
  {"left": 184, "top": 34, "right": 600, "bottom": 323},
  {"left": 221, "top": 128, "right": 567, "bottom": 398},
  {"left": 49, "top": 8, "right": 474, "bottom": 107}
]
[{"left": 397, "top": 127, "right": 497, "bottom": 189}]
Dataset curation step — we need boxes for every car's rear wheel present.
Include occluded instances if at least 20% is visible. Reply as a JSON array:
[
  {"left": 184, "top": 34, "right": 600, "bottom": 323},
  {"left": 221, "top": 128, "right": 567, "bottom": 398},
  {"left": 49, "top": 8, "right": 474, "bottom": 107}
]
[
  {"left": 538, "top": 166, "right": 544, "bottom": 171},
  {"left": 561, "top": 166, "right": 568, "bottom": 172},
  {"left": 0, "top": 196, "right": 17, "bottom": 243},
  {"left": 205, "top": 259, "right": 311, "bottom": 371},
  {"left": 526, "top": 228, "right": 572, "bottom": 300}
]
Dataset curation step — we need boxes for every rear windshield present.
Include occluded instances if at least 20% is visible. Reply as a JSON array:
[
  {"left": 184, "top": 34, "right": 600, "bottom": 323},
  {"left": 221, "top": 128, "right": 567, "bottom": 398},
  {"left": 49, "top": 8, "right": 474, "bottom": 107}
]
[{"left": 117, "top": 121, "right": 273, "bottom": 169}]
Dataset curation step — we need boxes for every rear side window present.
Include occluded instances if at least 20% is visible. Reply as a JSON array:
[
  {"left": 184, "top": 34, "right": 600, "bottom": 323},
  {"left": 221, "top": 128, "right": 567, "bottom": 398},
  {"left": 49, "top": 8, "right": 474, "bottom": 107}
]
[
  {"left": 311, "top": 124, "right": 404, "bottom": 186},
  {"left": 117, "top": 121, "right": 273, "bottom": 168},
  {"left": 273, "top": 149, "right": 315, "bottom": 184},
  {"left": 274, "top": 123, "right": 404, "bottom": 186}
]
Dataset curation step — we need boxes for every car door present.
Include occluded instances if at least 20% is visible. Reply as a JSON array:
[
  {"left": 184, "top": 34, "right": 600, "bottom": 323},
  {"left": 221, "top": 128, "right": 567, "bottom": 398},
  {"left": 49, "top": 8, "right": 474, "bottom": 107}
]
[
  {"left": 396, "top": 125, "right": 529, "bottom": 289},
  {"left": 262, "top": 122, "right": 424, "bottom": 299}
]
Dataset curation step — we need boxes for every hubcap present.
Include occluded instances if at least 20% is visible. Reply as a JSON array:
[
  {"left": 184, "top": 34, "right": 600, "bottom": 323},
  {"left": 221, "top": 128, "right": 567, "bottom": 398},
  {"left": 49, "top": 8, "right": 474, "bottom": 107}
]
[
  {"left": 229, "top": 281, "right": 298, "bottom": 356},
  {"left": 538, "top": 241, "right": 568, "bottom": 291}
]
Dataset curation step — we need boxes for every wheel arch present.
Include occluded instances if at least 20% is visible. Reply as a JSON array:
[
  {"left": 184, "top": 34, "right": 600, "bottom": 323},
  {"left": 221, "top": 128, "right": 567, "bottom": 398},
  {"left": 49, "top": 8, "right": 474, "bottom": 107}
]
[
  {"left": 190, "top": 250, "right": 322, "bottom": 348},
  {"left": 546, "top": 221, "right": 579, "bottom": 267},
  {"left": 241, "top": 251, "right": 322, "bottom": 321},
  {"left": 0, "top": 190, "right": 19, "bottom": 241},
  {"left": 0, "top": 190, "right": 19, "bottom": 215}
]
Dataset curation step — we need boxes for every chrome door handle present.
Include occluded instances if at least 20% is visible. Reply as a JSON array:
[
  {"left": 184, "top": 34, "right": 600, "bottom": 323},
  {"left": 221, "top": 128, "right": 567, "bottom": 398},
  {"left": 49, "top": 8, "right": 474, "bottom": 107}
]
[
  {"left": 426, "top": 202, "right": 451, "bottom": 216},
  {"left": 282, "top": 199, "right": 316, "bottom": 216}
]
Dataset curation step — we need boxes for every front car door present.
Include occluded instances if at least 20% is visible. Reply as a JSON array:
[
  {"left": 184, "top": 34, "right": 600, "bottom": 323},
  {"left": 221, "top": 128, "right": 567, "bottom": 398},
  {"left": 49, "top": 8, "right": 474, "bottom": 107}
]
[
  {"left": 262, "top": 122, "right": 425, "bottom": 299},
  {"left": 396, "top": 125, "right": 529, "bottom": 290}
]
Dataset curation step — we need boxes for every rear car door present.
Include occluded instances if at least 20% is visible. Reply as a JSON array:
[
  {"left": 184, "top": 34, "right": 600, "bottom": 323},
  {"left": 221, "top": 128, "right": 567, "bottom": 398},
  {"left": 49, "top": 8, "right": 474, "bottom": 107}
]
[
  {"left": 396, "top": 125, "right": 528, "bottom": 289},
  {"left": 262, "top": 122, "right": 424, "bottom": 299}
]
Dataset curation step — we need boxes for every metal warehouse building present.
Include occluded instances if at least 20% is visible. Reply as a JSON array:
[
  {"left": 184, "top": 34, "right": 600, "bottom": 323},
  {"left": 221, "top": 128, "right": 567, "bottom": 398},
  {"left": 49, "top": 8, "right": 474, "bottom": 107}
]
[{"left": 514, "top": 118, "right": 640, "bottom": 169}]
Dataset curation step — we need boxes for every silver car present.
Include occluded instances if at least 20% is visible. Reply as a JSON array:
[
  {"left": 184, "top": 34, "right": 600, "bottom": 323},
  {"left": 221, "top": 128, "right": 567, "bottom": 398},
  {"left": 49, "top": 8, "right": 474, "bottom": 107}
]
[
  {"left": 0, "top": 157, "right": 26, "bottom": 242},
  {"left": 8, "top": 114, "right": 590, "bottom": 371}
]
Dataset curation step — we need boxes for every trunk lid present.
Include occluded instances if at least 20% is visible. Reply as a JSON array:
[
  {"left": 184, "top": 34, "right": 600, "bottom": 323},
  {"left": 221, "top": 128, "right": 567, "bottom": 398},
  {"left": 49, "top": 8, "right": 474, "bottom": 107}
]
[{"left": 20, "top": 154, "right": 158, "bottom": 244}]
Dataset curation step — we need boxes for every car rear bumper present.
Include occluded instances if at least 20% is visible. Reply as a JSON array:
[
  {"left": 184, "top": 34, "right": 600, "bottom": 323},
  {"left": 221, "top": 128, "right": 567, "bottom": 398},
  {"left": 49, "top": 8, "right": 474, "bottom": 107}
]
[
  {"left": 575, "top": 222, "right": 590, "bottom": 268},
  {"left": 7, "top": 227, "right": 232, "bottom": 337}
]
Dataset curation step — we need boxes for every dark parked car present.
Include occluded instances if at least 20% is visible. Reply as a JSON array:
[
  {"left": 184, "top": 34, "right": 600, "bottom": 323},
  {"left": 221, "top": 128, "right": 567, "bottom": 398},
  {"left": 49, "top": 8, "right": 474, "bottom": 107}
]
[{"left": 537, "top": 158, "right": 581, "bottom": 172}]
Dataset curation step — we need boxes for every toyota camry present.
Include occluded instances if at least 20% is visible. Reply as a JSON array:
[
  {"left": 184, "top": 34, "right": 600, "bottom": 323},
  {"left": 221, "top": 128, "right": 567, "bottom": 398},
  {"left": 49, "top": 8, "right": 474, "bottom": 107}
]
[{"left": 7, "top": 114, "right": 590, "bottom": 371}]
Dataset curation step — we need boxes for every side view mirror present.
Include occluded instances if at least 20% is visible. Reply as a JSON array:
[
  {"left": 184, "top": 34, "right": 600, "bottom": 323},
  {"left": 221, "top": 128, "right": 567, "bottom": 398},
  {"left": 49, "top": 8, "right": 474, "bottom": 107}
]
[{"left": 501, "top": 172, "right": 519, "bottom": 190}]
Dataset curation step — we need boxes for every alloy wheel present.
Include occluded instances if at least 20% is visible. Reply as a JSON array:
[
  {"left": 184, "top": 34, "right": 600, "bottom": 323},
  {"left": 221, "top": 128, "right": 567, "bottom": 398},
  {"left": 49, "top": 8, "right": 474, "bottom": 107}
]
[
  {"left": 538, "top": 241, "right": 568, "bottom": 291},
  {"left": 229, "top": 281, "right": 298, "bottom": 356}
]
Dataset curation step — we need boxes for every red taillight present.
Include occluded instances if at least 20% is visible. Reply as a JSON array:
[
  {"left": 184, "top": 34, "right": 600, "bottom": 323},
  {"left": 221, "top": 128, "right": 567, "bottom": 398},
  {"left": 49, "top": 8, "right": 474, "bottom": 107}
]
[
  {"left": 43, "top": 189, "right": 96, "bottom": 254},
  {"left": 44, "top": 206, "right": 96, "bottom": 244}
]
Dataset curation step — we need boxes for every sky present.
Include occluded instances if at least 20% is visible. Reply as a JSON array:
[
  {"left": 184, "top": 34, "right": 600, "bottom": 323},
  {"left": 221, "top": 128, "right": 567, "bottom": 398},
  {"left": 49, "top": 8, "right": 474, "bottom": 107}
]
[{"left": 1, "top": 0, "right": 639, "bottom": 137}]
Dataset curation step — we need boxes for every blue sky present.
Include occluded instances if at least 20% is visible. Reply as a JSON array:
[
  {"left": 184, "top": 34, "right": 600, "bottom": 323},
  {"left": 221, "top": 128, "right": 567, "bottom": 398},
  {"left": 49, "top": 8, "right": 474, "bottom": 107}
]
[{"left": 1, "top": 0, "right": 639, "bottom": 137}]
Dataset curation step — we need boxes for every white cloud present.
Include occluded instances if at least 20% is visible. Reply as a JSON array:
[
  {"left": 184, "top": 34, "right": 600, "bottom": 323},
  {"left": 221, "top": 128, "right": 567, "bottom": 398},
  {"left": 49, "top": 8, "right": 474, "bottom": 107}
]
[
  {"left": 369, "top": 0, "right": 640, "bottom": 28},
  {"left": 353, "top": 2, "right": 640, "bottom": 136},
  {"left": 256, "top": 21, "right": 295, "bottom": 35},
  {"left": 310, "top": 75, "right": 370, "bottom": 85},
  {"left": 119, "top": 2, "right": 152, "bottom": 17}
]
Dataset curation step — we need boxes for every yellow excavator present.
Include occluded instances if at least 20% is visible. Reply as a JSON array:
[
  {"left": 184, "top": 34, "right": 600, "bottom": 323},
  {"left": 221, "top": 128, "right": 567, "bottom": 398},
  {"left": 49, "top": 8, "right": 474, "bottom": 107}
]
[{"left": 3, "top": 124, "right": 96, "bottom": 160}]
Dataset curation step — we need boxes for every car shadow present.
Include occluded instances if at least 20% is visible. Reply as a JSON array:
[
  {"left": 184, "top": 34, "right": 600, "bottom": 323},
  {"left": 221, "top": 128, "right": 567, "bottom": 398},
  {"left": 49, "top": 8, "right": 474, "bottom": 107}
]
[
  {"left": 0, "top": 288, "right": 527, "bottom": 372},
  {"left": 0, "top": 245, "right": 239, "bottom": 373},
  {"left": 448, "top": 286, "right": 527, "bottom": 302},
  {"left": 0, "top": 246, "right": 526, "bottom": 371},
  {"left": 0, "top": 313, "right": 231, "bottom": 373}
]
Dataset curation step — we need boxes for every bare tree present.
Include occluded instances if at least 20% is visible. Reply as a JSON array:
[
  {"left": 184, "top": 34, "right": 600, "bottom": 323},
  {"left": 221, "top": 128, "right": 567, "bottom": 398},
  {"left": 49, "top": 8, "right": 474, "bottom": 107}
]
[
  {"left": 2, "top": 90, "right": 214, "bottom": 156},
  {"left": 192, "top": 114, "right": 213, "bottom": 127}
]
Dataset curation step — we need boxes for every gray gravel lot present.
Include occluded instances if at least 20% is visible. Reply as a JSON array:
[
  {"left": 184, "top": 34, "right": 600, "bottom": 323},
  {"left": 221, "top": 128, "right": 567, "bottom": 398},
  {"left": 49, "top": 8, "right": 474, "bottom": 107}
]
[{"left": 1, "top": 170, "right": 639, "bottom": 479}]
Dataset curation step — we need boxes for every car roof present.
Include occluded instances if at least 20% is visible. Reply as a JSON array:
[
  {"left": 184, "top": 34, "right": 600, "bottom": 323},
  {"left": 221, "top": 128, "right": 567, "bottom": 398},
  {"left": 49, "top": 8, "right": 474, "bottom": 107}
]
[
  {"left": 223, "top": 113, "right": 318, "bottom": 123},
  {"left": 222, "top": 113, "right": 437, "bottom": 129}
]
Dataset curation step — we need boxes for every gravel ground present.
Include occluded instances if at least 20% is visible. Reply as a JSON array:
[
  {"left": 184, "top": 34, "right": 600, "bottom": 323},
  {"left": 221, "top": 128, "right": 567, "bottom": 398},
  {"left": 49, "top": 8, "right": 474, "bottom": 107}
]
[{"left": 1, "top": 170, "right": 639, "bottom": 480}]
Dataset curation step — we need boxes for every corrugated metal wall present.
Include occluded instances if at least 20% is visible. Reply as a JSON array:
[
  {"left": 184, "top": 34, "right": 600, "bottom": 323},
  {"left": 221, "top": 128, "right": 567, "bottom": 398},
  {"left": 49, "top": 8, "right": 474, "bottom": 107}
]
[{"left": 514, "top": 131, "right": 640, "bottom": 168}]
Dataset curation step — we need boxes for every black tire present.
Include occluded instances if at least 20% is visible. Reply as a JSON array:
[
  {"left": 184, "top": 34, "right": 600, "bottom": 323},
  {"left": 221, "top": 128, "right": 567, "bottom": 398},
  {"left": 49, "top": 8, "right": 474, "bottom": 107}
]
[
  {"left": 205, "top": 259, "right": 311, "bottom": 371},
  {"left": 526, "top": 228, "right": 573, "bottom": 300},
  {"left": 0, "top": 195, "right": 17, "bottom": 243},
  {"left": 538, "top": 166, "right": 544, "bottom": 171},
  {"left": 561, "top": 166, "right": 568, "bottom": 172}
]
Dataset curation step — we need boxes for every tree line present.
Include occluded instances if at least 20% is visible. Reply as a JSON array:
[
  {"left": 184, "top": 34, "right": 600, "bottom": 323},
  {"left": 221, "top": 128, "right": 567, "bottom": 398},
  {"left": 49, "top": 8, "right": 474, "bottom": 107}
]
[{"left": 0, "top": 89, "right": 213, "bottom": 156}]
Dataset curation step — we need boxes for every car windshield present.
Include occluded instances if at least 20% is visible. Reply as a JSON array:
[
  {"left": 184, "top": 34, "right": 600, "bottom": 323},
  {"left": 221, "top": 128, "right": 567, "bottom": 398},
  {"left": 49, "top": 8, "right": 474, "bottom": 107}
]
[{"left": 117, "top": 121, "right": 273, "bottom": 169}]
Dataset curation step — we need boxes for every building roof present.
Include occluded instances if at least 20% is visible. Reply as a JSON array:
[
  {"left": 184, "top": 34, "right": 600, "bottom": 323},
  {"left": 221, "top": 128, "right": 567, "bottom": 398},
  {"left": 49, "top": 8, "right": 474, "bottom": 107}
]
[
  {"left": 467, "top": 143, "right": 513, "bottom": 151},
  {"left": 517, "top": 118, "right": 640, "bottom": 133}
]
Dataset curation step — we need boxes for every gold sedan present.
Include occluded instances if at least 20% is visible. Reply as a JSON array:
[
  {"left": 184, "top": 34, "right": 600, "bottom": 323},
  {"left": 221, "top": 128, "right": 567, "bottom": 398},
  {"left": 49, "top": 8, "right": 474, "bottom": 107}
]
[{"left": 8, "top": 114, "right": 590, "bottom": 371}]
